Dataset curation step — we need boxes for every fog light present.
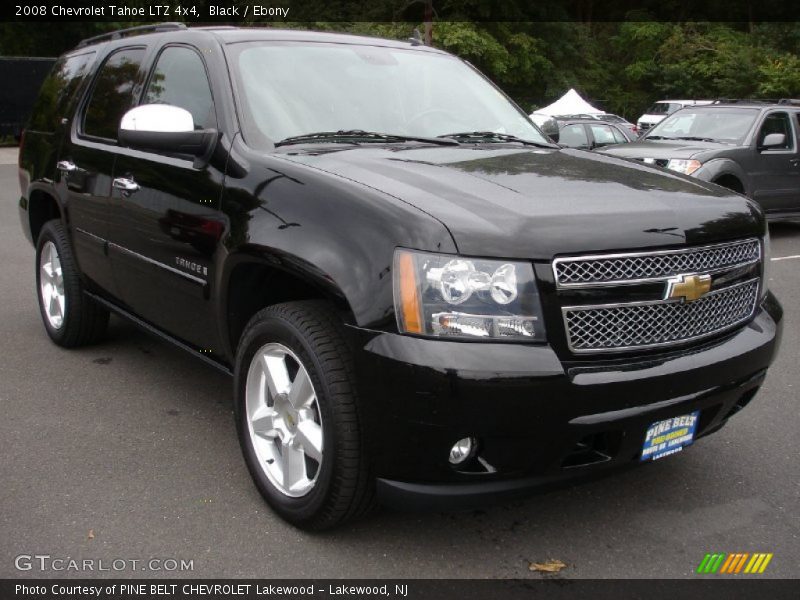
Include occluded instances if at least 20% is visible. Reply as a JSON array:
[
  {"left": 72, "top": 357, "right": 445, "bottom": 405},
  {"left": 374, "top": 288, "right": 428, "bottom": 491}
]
[{"left": 449, "top": 437, "right": 476, "bottom": 465}]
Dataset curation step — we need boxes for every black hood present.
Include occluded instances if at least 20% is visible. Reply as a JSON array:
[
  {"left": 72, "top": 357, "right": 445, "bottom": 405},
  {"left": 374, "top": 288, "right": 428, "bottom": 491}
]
[
  {"left": 279, "top": 145, "right": 762, "bottom": 259},
  {"left": 601, "top": 139, "right": 728, "bottom": 160}
]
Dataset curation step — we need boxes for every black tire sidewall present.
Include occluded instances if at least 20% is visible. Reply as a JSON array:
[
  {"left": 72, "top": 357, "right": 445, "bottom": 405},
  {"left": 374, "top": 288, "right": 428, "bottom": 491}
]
[{"left": 234, "top": 313, "right": 338, "bottom": 525}]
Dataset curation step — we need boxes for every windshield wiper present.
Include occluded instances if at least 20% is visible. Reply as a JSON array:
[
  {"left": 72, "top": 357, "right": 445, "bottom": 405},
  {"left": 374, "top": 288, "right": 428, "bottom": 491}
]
[
  {"left": 644, "top": 135, "right": 717, "bottom": 143},
  {"left": 438, "top": 131, "right": 556, "bottom": 148},
  {"left": 275, "top": 130, "right": 459, "bottom": 147},
  {"left": 670, "top": 136, "right": 718, "bottom": 142}
]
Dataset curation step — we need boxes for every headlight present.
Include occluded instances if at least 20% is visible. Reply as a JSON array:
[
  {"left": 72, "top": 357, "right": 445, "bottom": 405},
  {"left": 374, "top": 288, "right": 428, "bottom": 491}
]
[
  {"left": 761, "top": 226, "right": 771, "bottom": 300},
  {"left": 666, "top": 159, "right": 702, "bottom": 175},
  {"left": 393, "top": 249, "right": 546, "bottom": 341}
]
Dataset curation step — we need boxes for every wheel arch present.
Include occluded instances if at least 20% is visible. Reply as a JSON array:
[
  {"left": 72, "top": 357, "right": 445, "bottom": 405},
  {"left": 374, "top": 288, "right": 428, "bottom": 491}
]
[
  {"left": 27, "top": 185, "right": 65, "bottom": 243},
  {"left": 699, "top": 158, "right": 751, "bottom": 196},
  {"left": 713, "top": 173, "right": 746, "bottom": 194},
  {"left": 220, "top": 251, "right": 355, "bottom": 359}
]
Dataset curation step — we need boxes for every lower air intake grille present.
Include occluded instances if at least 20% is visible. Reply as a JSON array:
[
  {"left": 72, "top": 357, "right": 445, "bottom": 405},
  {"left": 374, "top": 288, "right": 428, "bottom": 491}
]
[{"left": 563, "top": 279, "right": 759, "bottom": 353}]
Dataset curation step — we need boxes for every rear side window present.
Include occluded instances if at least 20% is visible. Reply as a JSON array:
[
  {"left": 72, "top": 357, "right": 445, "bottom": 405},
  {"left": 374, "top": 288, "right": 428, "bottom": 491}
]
[
  {"left": 589, "top": 124, "right": 616, "bottom": 146},
  {"left": 646, "top": 102, "right": 681, "bottom": 115},
  {"left": 143, "top": 46, "right": 215, "bottom": 129},
  {"left": 610, "top": 126, "right": 627, "bottom": 144},
  {"left": 83, "top": 47, "right": 145, "bottom": 141},
  {"left": 559, "top": 124, "right": 589, "bottom": 148},
  {"left": 28, "top": 52, "right": 95, "bottom": 132}
]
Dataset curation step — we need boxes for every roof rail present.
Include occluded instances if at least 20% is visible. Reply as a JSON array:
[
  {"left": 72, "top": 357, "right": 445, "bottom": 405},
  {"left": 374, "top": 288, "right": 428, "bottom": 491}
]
[
  {"left": 711, "top": 98, "right": 784, "bottom": 105},
  {"left": 76, "top": 22, "right": 187, "bottom": 49},
  {"left": 778, "top": 98, "right": 800, "bottom": 106}
]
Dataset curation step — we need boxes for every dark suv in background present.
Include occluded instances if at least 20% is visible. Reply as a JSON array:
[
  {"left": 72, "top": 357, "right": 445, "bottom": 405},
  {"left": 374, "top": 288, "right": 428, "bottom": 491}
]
[
  {"left": 18, "top": 25, "right": 782, "bottom": 529},
  {"left": 603, "top": 101, "right": 800, "bottom": 220}
]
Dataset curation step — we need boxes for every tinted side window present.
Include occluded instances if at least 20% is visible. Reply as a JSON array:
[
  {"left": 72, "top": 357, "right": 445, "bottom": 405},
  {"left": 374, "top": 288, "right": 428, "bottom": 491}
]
[
  {"left": 83, "top": 48, "right": 145, "bottom": 140},
  {"left": 757, "top": 112, "right": 794, "bottom": 150},
  {"left": 589, "top": 124, "right": 616, "bottom": 146},
  {"left": 610, "top": 126, "right": 627, "bottom": 144},
  {"left": 144, "top": 46, "right": 215, "bottom": 129},
  {"left": 647, "top": 103, "right": 670, "bottom": 114},
  {"left": 29, "top": 52, "right": 95, "bottom": 132},
  {"left": 559, "top": 124, "right": 589, "bottom": 148}
]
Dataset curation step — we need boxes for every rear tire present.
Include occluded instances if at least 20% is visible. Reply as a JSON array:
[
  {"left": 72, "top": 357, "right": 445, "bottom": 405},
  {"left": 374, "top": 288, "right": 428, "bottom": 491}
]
[
  {"left": 234, "top": 300, "right": 374, "bottom": 530},
  {"left": 35, "top": 220, "right": 109, "bottom": 347}
]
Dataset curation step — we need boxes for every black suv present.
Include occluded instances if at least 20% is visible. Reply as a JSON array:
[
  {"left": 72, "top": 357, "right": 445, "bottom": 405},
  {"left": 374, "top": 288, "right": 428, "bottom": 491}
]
[
  {"left": 602, "top": 101, "right": 800, "bottom": 220},
  {"left": 19, "top": 25, "right": 782, "bottom": 529}
]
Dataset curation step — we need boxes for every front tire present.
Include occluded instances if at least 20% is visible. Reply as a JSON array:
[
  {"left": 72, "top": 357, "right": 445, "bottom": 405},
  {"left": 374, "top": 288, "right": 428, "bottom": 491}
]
[
  {"left": 234, "top": 301, "right": 374, "bottom": 530},
  {"left": 35, "top": 220, "right": 109, "bottom": 347}
]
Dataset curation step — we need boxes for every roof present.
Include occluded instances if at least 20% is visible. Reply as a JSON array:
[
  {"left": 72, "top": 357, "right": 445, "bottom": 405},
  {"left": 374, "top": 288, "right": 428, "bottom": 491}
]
[
  {"left": 682, "top": 103, "right": 788, "bottom": 110},
  {"left": 558, "top": 118, "right": 617, "bottom": 125},
  {"left": 709, "top": 99, "right": 800, "bottom": 108},
  {"left": 654, "top": 100, "right": 706, "bottom": 104},
  {"left": 210, "top": 27, "right": 447, "bottom": 52},
  {"left": 73, "top": 24, "right": 449, "bottom": 54}
]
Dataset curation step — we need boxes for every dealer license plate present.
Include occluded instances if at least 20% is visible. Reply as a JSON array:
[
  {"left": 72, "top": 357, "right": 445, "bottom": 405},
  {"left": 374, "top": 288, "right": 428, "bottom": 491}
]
[{"left": 640, "top": 411, "right": 700, "bottom": 462}]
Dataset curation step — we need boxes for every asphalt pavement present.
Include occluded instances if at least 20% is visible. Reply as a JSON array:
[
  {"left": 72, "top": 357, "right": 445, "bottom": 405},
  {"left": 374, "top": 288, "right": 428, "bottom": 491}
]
[{"left": 1, "top": 155, "right": 798, "bottom": 579}]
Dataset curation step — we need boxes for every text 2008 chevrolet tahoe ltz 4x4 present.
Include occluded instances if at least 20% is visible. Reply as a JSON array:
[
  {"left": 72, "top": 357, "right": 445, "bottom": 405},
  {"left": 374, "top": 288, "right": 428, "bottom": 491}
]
[{"left": 18, "top": 25, "right": 783, "bottom": 529}]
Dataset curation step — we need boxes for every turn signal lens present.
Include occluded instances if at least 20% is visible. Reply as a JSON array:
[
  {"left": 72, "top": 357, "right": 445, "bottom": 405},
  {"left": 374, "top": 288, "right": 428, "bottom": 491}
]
[{"left": 395, "top": 250, "right": 423, "bottom": 334}]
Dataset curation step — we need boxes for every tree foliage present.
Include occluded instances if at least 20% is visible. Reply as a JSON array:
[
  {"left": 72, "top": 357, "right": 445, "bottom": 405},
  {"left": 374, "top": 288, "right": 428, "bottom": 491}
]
[{"left": 1, "top": 17, "right": 798, "bottom": 120}]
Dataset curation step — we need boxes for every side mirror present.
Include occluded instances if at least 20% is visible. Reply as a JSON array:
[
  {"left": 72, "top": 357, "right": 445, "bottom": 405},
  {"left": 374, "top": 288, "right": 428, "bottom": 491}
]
[
  {"left": 760, "top": 132, "right": 786, "bottom": 150},
  {"left": 118, "top": 104, "right": 217, "bottom": 159}
]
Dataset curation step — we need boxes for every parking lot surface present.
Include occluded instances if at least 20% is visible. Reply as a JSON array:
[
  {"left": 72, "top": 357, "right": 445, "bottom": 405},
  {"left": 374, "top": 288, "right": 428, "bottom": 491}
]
[{"left": 1, "top": 157, "right": 798, "bottom": 578}]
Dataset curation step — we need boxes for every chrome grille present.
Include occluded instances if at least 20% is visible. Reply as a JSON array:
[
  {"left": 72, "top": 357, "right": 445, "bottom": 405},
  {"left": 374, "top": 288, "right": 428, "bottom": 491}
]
[
  {"left": 563, "top": 279, "right": 759, "bottom": 353},
  {"left": 554, "top": 239, "right": 760, "bottom": 287}
]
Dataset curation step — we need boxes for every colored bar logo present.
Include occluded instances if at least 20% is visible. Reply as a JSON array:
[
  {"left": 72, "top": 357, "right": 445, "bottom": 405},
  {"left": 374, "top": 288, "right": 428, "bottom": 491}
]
[{"left": 696, "top": 553, "right": 773, "bottom": 574}]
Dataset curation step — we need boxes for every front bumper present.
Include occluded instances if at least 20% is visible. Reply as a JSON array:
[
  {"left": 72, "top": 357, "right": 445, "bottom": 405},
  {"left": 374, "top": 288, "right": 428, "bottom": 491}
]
[{"left": 349, "top": 293, "right": 783, "bottom": 510}]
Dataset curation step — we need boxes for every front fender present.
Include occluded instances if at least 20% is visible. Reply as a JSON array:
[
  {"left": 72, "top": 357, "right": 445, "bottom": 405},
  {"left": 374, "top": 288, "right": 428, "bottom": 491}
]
[
  {"left": 217, "top": 142, "right": 457, "bottom": 348},
  {"left": 694, "top": 158, "right": 750, "bottom": 195}
]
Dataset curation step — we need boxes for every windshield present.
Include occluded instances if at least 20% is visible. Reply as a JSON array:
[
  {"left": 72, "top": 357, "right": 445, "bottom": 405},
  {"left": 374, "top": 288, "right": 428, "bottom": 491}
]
[
  {"left": 645, "top": 108, "right": 758, "bottom": 144},
  {"left": 645, "top": 102, "right": 681, "bottom": 115},
  {"left": 228, "top": 41, "right": 548, "bottom": 148}
]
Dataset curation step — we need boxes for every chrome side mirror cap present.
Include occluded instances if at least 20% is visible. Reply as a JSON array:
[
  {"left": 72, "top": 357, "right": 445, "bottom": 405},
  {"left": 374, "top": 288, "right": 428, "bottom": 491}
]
[
  {"left": 120, "top": 104, "right": 195, "bottom": 133},
  {"left": 118, "top": 104, "right": 217, "bottom": 162},
  {"left": 760, "top": 132, "right": 786, "bottom": 149}
]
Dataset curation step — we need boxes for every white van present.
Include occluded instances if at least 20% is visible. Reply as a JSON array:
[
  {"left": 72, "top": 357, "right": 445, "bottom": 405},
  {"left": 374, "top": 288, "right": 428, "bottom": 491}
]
[{"left": 637, "top": 100, "right": 712, "bottom": 133}]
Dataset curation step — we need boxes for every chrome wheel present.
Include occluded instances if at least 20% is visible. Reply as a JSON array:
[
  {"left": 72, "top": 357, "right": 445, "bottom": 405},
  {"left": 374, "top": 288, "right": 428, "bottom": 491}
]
[
  {"left": 245, "top": 342, "right": 324, "bottom": 497},
  {"left": 39, "top": 240, "right": 66, "bottom": 330}
]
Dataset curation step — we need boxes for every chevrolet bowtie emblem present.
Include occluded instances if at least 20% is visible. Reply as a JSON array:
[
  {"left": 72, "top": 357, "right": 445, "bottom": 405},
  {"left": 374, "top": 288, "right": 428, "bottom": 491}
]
[{"left": 665, "top": 274, "right": 712, "bottom": 303}]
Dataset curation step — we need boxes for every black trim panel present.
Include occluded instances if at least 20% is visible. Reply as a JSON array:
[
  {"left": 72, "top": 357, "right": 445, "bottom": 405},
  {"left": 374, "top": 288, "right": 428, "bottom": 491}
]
[
  {"left": 85, "top": 291, "right": 231, "bottom": 376},
  {"left": 75, "top": 228, "right": 207, "bottom": 285}
]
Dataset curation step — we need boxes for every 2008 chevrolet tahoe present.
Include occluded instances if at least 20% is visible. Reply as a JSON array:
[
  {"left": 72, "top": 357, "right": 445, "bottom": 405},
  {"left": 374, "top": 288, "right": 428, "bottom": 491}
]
[{"left": 18, "top": 24, "right": 782, "bottom": 529}]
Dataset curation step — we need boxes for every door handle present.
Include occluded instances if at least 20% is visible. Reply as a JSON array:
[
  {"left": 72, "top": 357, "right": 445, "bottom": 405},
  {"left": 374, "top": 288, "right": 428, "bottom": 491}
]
[
  {"left": 112, "top": 177, "right": 140, "bottom": 194},
  {"left": 790, "top": 158, "right": 800, "bottom": 167},
  {"left": 56, "top": 160, "right": 77, "bottom": 173}
]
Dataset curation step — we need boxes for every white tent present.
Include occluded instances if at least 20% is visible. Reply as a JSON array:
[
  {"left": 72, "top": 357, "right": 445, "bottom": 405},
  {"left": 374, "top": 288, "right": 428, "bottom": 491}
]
[{"left": 531, "top": 88, "right": 604, "bottom": 117}]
